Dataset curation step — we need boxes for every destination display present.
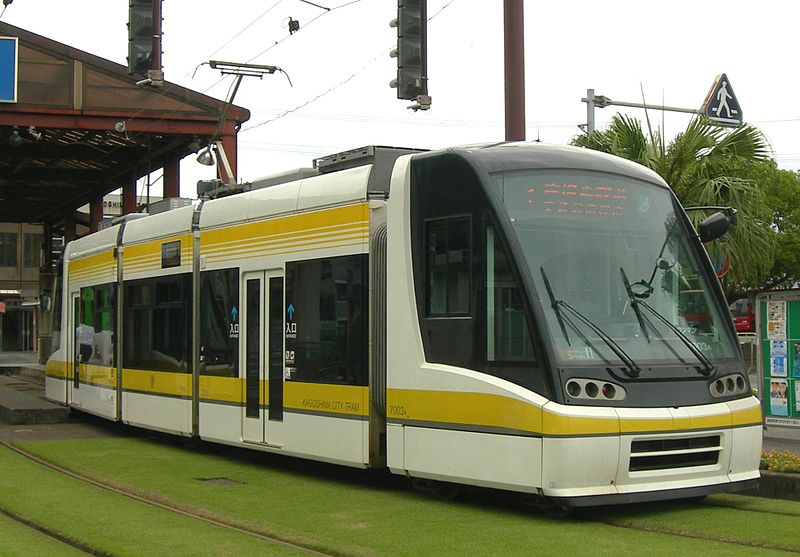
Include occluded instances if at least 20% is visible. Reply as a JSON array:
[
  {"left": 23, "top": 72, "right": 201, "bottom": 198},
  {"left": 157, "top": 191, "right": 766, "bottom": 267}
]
[
  {"left": 523, "top": 181, "right": 629, "bottom": 219},
  {"left": 497, "top": 170, "right": 664, "bottom": 226}
]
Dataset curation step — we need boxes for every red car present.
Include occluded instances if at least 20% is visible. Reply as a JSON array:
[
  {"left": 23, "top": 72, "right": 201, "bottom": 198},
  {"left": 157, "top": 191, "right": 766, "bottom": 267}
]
[{"left": 729, "top": 298, "right": 755, "bottom": 333}]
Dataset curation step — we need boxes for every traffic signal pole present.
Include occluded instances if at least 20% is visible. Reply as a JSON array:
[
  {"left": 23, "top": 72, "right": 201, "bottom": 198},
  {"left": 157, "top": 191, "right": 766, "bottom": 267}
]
[
  {"left": 503, "top": 0, "right": 525, "bottom": 141},
  {"left": 151, "top": 0, "right": 162, "bottom": 79}
]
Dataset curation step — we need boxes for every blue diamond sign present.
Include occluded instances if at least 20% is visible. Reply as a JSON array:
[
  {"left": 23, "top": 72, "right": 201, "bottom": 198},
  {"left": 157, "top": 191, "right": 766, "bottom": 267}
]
[
  {"left": 701, "top": 73, "right": 742, "bottom": 127},
  {"left": 0, "top": 36, "right": 17, "bottom": 103}
]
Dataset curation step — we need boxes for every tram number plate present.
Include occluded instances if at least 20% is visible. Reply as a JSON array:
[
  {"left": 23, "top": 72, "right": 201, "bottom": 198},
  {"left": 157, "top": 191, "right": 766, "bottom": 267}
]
[{"left": 389, "top": 405, "right": 408, "bottom": 417}]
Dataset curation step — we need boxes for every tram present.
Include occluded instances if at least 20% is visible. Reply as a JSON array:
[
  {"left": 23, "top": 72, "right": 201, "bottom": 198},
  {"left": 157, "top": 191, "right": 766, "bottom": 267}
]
[{"left": 45, "top": 142, "right": 762, "bottom": 508}]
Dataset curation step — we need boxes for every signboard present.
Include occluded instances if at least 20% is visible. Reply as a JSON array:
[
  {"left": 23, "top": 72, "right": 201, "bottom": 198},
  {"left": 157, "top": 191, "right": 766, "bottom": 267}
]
[
  {"left": 757, "top": 290, "right": 800, "bottom": 429},
  {"left": 0, "top": 36, "right": 17, "bottom": 103},
  {"left": 701, "top": 73, "right": 742, "bottom": 127}
]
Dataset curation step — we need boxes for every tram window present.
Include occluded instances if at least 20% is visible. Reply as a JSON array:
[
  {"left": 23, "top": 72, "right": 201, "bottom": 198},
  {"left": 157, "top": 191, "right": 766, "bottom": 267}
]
[
  {"left": 285, "top": 254, "right": 368, "bottom": 386},
  {"left": 485, "top": 227, "right": 535, "bottom": 362},
  {"left": 425, "top": 216, "right": 471, "bottom": 316},
  {"left": 123, "top": 274, "right": 192, "bottom": 373},
  {"left": 78, "top": 283, "right": 116, "bottom": 367},
  {"left": 200, "top": 269, "right": 239, "bottom": 378}
]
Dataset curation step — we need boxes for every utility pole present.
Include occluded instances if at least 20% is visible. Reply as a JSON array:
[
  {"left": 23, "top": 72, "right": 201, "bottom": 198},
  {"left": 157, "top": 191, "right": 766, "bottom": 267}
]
[{"left": 504, "top": 0, "right": 525, "bottom": 141}]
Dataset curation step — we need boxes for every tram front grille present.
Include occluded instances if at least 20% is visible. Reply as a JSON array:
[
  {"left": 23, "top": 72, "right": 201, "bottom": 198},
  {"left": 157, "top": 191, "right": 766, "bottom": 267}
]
[{"left": 629, "top": 435, "right": 721, "bottom": 472}]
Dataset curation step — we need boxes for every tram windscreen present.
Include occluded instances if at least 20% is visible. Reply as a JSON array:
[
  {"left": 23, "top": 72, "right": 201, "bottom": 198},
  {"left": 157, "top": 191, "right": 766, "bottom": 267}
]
[{"left": 492, "top": 169, "right": 738, "bottom": 367}]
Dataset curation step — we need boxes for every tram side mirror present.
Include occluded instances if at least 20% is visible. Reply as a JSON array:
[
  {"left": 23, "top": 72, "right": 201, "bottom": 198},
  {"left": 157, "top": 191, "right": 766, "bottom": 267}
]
[{"left": 698, "top": 211, "right": 735, "bottom": 243}]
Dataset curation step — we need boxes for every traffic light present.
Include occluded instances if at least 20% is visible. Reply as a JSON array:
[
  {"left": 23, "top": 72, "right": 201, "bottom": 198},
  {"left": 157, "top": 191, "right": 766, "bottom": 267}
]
[
  {"left": 128, "top": 0, "right": 154, "bottom": 75},
  {"left": 390, "top": 0, "right": 428, "bottom": 103}
]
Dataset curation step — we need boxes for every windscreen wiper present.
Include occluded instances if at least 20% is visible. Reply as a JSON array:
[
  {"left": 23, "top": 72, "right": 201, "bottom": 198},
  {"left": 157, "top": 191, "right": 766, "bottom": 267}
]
[
  {"left": 620, "top": 267, "right": 651, "bottom": 343},
  {"left": 540, "top": 267, "right": 571, "bottom": 346},
  {"left": 627, "top": 293, "right": 716, "bottom": 376},
  {"left": 621, "top": 267, "right": 692, "bottom": 367},
  {"left": 541, "top": 268, "right": 640, "bottom": 378}
]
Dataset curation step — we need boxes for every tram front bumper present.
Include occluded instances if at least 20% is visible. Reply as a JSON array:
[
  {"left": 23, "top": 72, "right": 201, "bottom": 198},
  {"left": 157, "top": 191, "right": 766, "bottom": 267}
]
[{"left": 539, "top": 397, "right": 762, "bottom": 505}]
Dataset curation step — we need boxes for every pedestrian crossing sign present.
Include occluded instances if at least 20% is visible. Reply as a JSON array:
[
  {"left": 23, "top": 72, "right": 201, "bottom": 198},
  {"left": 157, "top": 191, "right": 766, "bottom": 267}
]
[{"left": 701, "top": 73, "right": 742, "bottom": 126}]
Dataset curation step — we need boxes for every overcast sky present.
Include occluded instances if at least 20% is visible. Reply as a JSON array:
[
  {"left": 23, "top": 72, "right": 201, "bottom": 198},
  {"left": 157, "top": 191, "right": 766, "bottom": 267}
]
[{"left": 3, "top": 1, "right": 799, "bottom": 199}]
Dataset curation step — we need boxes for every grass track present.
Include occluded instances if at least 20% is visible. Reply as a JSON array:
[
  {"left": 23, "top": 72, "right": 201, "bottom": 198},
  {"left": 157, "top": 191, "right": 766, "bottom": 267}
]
[
  {"left": 0, "top": 444, "right": 310, "bottom": 556},
  {"left": 0, "top": 511, "right": 88, "bottom": 556},
  {"left": 9, "top": 432, "right": 800, "bottom": 556}
]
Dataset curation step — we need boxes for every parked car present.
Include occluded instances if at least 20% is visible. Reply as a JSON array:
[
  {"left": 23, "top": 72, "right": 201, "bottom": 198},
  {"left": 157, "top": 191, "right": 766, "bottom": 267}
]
[{"left": 729, "top": 298, "right": 755, "bottom": 333}]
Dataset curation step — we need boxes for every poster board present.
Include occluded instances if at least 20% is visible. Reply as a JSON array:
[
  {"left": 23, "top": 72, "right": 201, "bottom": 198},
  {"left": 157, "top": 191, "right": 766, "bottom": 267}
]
[{"left": 757, "top": 290, "right": 800, "bottom": 428}]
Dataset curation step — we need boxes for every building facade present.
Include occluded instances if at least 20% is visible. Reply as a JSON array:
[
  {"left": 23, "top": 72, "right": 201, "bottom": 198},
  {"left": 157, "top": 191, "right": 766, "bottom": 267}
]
[{"left": 0, "top": 222, "right": 43, "bottom": 351}]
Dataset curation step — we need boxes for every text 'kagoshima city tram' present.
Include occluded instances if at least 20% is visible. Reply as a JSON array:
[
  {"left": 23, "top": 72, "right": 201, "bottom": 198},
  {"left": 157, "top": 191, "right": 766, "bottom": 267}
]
[{"left": 45, "top": 142, "right": 762, "bottom": 508}]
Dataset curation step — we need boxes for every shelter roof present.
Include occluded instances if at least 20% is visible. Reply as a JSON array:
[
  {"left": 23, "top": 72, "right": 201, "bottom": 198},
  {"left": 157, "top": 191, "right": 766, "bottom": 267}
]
[{"left": 0, "top": 21, "right": 249, "bottom": 227}]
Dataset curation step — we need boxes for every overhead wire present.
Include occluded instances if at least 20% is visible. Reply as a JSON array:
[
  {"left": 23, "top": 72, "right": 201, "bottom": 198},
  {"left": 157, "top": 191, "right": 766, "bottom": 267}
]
[
  {"left": 201, "top": 0, "right": 285, "bottom": 64},
  {"left": 30, "top": 0, "right": 360, "bottom": 210},
  {"left": 242, "top": 0, "right": 459, "bottom": 132},
  {"left": 200, "top": 0, "right": 362, "bottom": 96}
]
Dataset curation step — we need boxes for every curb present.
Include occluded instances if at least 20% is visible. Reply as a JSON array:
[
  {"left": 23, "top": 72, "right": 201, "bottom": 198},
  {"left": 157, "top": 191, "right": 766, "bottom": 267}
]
[{"left": 748, "top": 470, "right": 800, "bottom": 502}]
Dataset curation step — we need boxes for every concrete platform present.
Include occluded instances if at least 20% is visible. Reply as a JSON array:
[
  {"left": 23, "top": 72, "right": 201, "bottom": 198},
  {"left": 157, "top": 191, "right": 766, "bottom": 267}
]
[
  {"left": 0, "top": 375, "right": 69, "bottom": 424},
  {"left": 0, "top": 351, "right": 68, "bottom": 425}
]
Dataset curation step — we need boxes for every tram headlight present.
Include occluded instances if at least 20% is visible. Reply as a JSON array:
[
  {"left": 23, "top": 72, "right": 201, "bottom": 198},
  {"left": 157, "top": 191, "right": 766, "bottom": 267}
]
[
  {"left": 710, "top": 373, "right": 748, "bottom": 398},
  {"left": 566, "top": 381, "right": 581, "bottom": 398},
  {"left": 565, "top": 379, "right": 625, "bottom": 401}
]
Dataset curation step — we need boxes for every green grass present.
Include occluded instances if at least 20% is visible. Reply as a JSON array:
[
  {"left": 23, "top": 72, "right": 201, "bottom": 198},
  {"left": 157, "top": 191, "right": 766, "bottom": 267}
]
[
  {"left": 13, "top": 432, "right": 800, "bottom": 556},
  {"left": 0, "top": 445, "right": 308, "bottom": 556},
  {"left": 0, "top": 512, "right": 86, "bottom": 556}
]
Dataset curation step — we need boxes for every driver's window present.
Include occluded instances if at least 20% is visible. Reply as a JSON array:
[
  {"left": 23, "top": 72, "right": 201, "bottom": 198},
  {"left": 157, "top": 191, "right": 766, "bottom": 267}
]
[{"left": 486, "top": 226, "right": 535, "bottom": 362}]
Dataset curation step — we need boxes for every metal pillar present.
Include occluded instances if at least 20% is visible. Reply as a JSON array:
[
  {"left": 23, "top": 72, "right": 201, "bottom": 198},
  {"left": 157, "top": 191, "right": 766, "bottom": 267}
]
[
  {"left": 586, "top": 88, "right": 596, "bottom": 135},
  {"left": 218, "top": 135, "right": 238, "bottom": 184},
  {"left": 163, "top": 160, "right": 180, "bottom": 198},
  {"left": 89, "top": 197, "right": 103, "bottom": 232},
  {"left": 122, "top": 180, "right": 137, "bottom": 214},
  {"left": 64, "top": 217, "right": 76, "bottom": 242},
  {"left": 503, "top": 0, "right": 525, "bottom": 142}
]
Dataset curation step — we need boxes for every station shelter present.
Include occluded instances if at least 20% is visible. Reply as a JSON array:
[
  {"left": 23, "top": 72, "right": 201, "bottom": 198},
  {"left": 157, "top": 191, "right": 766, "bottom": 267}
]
[{"left": 0, "top": 21, "right": 250, "bottom": 358}]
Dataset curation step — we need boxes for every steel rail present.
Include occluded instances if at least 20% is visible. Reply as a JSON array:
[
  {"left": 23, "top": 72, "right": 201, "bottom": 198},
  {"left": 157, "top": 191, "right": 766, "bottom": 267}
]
[
  {"left": 0, "top": 505, "right": 109, "bottom": 555},
  {"left": 0, "top": 441, "right": 334, "bottom": 556}
]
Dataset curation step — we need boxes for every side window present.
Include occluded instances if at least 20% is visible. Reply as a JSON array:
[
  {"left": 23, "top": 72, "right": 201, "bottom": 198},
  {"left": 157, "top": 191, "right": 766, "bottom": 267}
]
[
  {"left": 0, "top": 232, "right": 17, "bottom": 267},
  {"left": 486, "top": 226, "right": 535, "bottom": 363},
  {"left": 79, "top": 284, "right": 116, "bottom": 367},
  {"left": 425, "top": 216, "right": 471, "bottom": 316},
  {"left": 285, "top": 254, "right": 367, "bottom": 386},
  {"left": 124, "top": 274, "right": 192, "bottom": 373},
  {"left": 199, "top": 268, "right": 239, "bottom": 377}
]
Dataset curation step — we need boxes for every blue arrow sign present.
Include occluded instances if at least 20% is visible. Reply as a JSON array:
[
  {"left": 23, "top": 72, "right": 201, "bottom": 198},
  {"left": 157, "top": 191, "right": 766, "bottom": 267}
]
[
  {"left": 0, "top": 37, "right": 18, "bottom": 103},
  {"left": 231, "top": 306, "right": 238, "bottom": 321},
  {"left": 287, "top": 303, "right": 295, "bottom": 320}
]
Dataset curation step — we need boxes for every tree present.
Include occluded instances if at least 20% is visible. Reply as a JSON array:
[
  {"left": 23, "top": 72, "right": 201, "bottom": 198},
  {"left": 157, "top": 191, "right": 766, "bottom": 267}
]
[
  {"left": 739, "top": 160, "right": 800, "bottom": 292},
  {"left": 572, "top": 114, "right": 774, "bottom": 300}
]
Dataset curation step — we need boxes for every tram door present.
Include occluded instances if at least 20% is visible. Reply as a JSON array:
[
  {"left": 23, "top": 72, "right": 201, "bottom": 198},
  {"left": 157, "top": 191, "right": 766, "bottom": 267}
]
[
  {"left": 67, "top": 293, "right": 80, "bottom": 405},
  {"left": 241, "top": 270, "right": 285, "bottom": 446}
]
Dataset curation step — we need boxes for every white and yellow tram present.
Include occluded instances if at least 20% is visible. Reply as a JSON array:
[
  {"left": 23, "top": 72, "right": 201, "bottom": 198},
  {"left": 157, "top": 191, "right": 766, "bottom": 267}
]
[{"left": 46, "top": 143, "right": 762, "bottom": 508}]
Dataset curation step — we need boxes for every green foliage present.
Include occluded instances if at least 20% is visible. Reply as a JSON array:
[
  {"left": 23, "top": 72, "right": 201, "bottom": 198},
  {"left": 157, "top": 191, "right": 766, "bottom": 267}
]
[
  {"left": 761, "top": 449, "right": 800, "bottom": 473},
  {"left": 741, "top": 160, "right": 800, "bottom": 292},
  {"left": 572, "top": 115, "right": 776, "bottom": 298}
]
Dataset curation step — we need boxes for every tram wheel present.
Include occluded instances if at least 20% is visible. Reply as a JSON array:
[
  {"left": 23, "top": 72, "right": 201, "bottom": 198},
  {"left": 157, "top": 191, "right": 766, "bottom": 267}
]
[
  {"left": 410, "top": 478, "right": 462, "bottom": 500},
  {"left": 520, "top": 495, "right": 572, "bottom": 518}
]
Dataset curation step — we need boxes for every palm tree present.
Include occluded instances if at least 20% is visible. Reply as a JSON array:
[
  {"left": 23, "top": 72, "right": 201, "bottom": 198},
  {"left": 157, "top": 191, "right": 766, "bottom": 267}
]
[{"left": 572, "top": 114, "right": 774, "bottom": 298}]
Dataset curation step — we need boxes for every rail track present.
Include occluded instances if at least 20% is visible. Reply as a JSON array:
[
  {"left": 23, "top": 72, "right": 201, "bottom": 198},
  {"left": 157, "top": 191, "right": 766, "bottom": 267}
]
[
  {"left": 0, "top": 440, "right": 335, "bottom": 556},
  {"left": 593, "top": 496, "right": 800, "bottom": 554},
  {"left": 3, "top": 437, "right": 800, "bottom": 555},
  {"left": 0, "top": 504, "right": 109, "bottom": 555}
]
